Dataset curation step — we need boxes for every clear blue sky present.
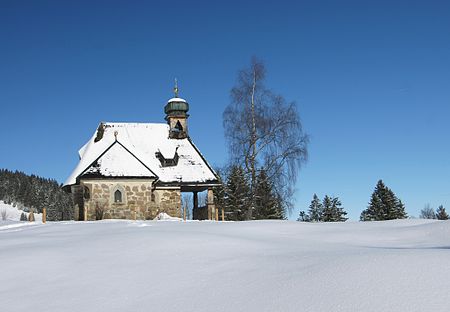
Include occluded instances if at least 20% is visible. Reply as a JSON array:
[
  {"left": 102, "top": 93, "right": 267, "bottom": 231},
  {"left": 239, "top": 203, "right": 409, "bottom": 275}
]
[{"left": 1, "top": 0, "right": 449, "bottom": 220}]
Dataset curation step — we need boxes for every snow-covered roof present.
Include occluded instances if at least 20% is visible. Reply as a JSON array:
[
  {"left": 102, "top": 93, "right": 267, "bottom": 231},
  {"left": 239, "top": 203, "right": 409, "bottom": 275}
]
[
  {"left": 167, "top": 97, "right": 187, "bottom": 103},
  {"left": 64, "top": 122, "right": 218, "bottom": 187}
]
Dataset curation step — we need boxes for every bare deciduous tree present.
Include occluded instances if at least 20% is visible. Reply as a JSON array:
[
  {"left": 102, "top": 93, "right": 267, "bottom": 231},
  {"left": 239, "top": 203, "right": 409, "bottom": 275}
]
[
  {"left": 223, "top": 57, "right": 308, "bottom": 218},
  {"left": 420, "top": 204, "right": 436, "bottom": 219}
]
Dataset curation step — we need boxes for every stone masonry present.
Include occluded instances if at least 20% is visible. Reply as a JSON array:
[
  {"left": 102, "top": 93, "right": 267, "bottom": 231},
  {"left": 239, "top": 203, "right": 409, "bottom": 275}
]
[{"left": 72, "top": 179, "right": 181, "bottom": 221}]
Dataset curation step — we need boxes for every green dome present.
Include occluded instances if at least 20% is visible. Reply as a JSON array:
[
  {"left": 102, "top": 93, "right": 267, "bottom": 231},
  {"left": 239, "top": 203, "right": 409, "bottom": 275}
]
[{"left": 164, "top": 97, "right": 189, "bottom": 115}]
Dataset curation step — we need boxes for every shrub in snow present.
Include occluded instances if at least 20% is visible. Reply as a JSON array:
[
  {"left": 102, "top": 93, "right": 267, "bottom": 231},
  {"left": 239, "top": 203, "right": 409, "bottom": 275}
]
[
  {"left": 20, "top": 212, "right": 27, "bottom": 221},
  {"left": 297, "top": 210, "right": 309, "bottom": 222}
]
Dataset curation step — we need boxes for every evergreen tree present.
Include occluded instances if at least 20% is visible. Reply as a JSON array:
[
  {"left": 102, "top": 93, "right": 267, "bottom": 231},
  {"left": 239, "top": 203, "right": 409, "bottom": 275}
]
[
  {"left": 395, "top": 199, "right": 408, "bottom": 219},
  {"left": 436, "top": 205, "right": 449, "bottom": 220},
  {"left": 330, "top": 197, "right": 348, "bottom": 222},
  {"left": 322, "top": 195, "right": 348, "bottom": 222},
  {"left": 307, "top": 194, "right": 323, "bottom": 222},
  {"left": 361, "top": 180, "right": 407, "bottom": 221},
  {"left": 322, "top": 195, "right": 334, "bottom": 222},
  {"left": 224, "top": 166, "right": 250, "bottom": 221},
  {"left": 254, "top": 169, "right": 283, "bottom": 219}
]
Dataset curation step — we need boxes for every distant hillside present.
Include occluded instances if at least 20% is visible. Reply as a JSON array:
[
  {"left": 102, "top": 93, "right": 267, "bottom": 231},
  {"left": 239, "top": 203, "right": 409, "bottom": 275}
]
[{"left": 0, "top": 169, "right": 73, "bottom": 221}]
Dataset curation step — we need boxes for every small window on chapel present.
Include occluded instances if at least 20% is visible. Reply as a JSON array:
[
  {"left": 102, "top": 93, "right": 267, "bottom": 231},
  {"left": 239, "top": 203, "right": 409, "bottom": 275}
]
[
  {"left": 114, "top": 189, "right": 122, "bottom": 203},
  {"left": 151, "top": 193, "right": 156, "bottom": 202}
]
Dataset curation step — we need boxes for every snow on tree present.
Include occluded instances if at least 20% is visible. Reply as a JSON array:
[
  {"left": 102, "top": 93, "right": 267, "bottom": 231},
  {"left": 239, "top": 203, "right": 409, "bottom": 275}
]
[
  {"left": 321, "top": 195, "right": 334, "bottom": 222},
  {"left": 0, "top": 169, "right": 74, "bottom": 221},
  {"left": 322, "top": 195, "right": 347, "bottom": 222},
  {"left": 307, "top": 194, "right": 323, "bottom": 222},
  {"left": 361, "top": 180, "right": 407, "bottom": 221},
  {"left": 330, "top": 197, "right": 348, "bottom": 222},
  {"left": 436, "top": 205, "right": 449, "bottom": 220}
]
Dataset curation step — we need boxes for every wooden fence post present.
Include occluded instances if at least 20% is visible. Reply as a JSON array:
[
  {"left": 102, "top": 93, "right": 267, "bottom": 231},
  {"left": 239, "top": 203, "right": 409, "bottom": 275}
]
[
  {"left": 222, "top": 208, "right": 225, "bottom": 221},
  {"left": 42, "top": 207, "right": 46, "bottom": 223},
  {"left": 84, "top": 206, "right": 87, "bottom": 221}
]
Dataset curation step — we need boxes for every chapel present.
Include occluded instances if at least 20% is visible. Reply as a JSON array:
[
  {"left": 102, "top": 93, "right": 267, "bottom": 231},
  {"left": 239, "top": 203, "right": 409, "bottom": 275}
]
[{"left": 63, "top": 85, "right": 220, "bottom": 221}]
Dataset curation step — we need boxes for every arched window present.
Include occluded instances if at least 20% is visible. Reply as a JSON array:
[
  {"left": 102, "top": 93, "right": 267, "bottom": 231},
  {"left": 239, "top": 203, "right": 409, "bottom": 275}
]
[
  {"left": 114, "top": 189, "right": 122, "bottom": 203},
  {"left": 83, "top": 186, "right": 90, "bottom": 200},
  {"left": 151, "top": 192, "right": 156, "bottom": 202}
]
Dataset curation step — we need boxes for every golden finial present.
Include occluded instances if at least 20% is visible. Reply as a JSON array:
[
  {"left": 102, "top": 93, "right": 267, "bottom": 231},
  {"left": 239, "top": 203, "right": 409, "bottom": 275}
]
[{"left": 173, "top": 78, "right": 179, "bottom": 98}]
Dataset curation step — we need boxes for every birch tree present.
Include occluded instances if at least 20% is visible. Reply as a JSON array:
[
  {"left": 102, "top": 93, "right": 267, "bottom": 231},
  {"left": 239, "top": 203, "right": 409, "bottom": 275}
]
[{"left": 223, "top": 57, "right": 309, "bottom": 219}]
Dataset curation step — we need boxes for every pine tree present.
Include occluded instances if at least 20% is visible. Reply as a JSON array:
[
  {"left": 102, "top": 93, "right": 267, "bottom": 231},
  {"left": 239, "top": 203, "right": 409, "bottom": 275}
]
[
  {"left": 322, "top": 195, "right": 334, "bottom": 222},
  {"left": 330, "top": 197, "right": 348, "bottom": 222},
  {"left": 307, "top": 194, "right": 323, "bottom": 222},
  {"left": 224, "top": 166, "right": 250, "bottom": 221},
  {"left": 361, "top": 180, "right": 406, "bottom": 221},
  {"left": 254, "top": 169, "right": 283, "bottom": 219},
  {"left": 436, "top": 205, "right": 449, "bottom": 220},
  {"left": 395, "top": 199, "right": 408, "bottom": 219},
  {"left": 322, "top": 195, "right": 347, "bottom": 222}
]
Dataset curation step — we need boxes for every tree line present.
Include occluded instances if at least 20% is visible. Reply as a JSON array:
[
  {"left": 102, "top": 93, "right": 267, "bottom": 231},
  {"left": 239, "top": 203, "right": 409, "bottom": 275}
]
[
  {"left": 297, "top": 180, "right": 407, "bottom": 222},
  {"left": 297, "top": 194, "right": 348, "bottom": 222},
  {"left": 0, "top": 169, "right": 73, "bottom": 221},
  {"left": 297, "top": 179, "right": 450, "bottom": 222}
]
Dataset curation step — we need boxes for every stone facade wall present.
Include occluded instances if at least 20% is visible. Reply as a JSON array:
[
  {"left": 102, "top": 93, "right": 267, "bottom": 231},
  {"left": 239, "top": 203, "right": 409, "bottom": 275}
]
[
  {"left": 71, "top": 185, "right": 84, "bottom": 221},
  {"left": 77, "top": 179, "right": 181, "bottom": 221}
]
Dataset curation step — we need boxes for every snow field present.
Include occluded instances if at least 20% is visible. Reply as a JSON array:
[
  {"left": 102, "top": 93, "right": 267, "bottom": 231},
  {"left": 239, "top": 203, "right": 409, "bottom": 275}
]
[{"left": 0, "top": 219, "right": 449, "bottom": 312}]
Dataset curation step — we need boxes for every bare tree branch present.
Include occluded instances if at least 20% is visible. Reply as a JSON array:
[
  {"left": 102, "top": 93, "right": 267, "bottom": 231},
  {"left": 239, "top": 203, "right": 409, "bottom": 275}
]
[{"left": 223, "top": 58, "right": 309, "bottom": 217}]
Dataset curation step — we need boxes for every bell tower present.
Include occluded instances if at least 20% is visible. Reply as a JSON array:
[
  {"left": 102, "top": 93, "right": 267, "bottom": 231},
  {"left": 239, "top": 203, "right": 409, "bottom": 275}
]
[{"left": 164, "top": 79, "right": 189, "bottom": 139}]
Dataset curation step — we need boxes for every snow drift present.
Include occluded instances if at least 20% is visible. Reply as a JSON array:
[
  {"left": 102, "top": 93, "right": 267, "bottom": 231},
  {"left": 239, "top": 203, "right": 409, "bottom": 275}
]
[{"left": 1, "top": 219, "right": 449, "bottom": 312}]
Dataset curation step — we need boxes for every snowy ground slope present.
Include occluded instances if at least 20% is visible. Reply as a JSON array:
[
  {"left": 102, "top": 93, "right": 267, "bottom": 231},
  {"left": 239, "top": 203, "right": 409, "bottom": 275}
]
[
  {"left": 0, "top": 200, "right": 42, "bottom": 222},
  {"left": 1, "top": 219, "right": 449, "bottom": 312}
]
